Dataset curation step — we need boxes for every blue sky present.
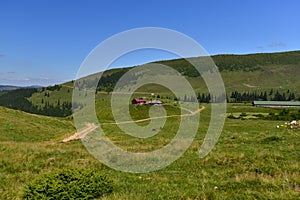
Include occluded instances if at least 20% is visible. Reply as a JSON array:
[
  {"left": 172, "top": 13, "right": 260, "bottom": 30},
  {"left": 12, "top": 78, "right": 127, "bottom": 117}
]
[{"left": 0, "top": 0, "right": 299, "bottom": 86}]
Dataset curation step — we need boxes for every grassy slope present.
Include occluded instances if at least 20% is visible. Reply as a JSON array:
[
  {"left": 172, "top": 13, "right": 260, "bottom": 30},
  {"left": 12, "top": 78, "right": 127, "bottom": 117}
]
[
  {"left": 0, "top": 106, "right": 92, "bottom": 199},
  {"left": 0, "top": 106, "right": 75, "bottom": 142},
  {"left": 221, "top": 64, "right": 300, "bottom": 94}
]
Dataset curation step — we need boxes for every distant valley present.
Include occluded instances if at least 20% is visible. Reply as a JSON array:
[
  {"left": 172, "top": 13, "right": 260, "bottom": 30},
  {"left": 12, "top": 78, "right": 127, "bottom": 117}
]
[{"left": 0, "top": 85, "right": 21, "bottom": 91}]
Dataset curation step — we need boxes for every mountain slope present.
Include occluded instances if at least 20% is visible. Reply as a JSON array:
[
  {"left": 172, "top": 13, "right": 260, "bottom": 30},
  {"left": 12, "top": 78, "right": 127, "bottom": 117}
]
[
  {"left": 0, "top": 85, "right": 21, "bottom": 91},
  {"left": 71, "top": 50, "right": 300, "bottom": 96},
  {"left": 0, "top": 85, "right": 43, "bottom": 91},
  {"left": 78, "top": 50, "right": 300, "bottom": 93},
  {"left": 154, "top": 50, "right": 300, "bottom": 75},
  {"left": 0, "top": 50, "right": 299, "bottom": 117}
]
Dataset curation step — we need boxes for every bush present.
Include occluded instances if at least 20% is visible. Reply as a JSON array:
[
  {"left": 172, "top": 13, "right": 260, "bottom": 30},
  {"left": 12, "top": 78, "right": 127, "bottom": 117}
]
[
  {"left": 227, "top": 114, "right": 239, "bottom": 119},
  {"left": 23, "top": 168, "right": 114, "bottom": 199},
  {"left": 260, "top": 136, "right": 281, "bottom": 143},
  {"left": 240, "top": 112, "right": 247, "bottom": 117}
]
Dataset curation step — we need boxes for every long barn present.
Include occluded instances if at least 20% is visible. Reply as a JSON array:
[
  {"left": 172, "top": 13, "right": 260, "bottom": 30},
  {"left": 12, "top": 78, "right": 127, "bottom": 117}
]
[{"left": 252, "top": 101, "right": 300, "bottom": 108}]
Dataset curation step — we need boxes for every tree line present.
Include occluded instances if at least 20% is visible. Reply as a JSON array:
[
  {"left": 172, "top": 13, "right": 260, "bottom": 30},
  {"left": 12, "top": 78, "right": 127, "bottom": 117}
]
[
  {"left": 230, "top": 89, "right": 298, "bottom": 102},
  {"left": 179, "top": 89, "right": 298, "bottom": 103},
  {"left": 171, "top": 93, "right": 226, "bottom": 103}
]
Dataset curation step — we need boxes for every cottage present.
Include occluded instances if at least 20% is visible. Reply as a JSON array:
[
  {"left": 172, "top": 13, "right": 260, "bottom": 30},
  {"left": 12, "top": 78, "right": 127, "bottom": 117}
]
[{"left": 132, "top": 98, "right": 147, "bottom": 105}]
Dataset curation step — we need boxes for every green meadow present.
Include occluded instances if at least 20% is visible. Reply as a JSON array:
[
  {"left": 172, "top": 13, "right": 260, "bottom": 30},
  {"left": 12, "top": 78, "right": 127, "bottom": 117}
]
[
  {"left": 1, "top": 51, "right": 300, "bottom": 199},
  {"left": 1, "top": 97, "right": 300, "bottom": 199}
]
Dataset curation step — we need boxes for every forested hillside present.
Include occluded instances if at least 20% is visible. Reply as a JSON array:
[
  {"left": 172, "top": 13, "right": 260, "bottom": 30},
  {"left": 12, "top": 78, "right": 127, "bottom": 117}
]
[{"left": 0, "top": 87, "right": 72, "bottom": 117}]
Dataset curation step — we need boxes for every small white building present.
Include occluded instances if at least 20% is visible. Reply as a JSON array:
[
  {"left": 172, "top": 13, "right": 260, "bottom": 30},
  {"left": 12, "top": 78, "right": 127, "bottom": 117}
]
[
  {"left": 291, "top": 120, "right": 297, "bottom": 125},
  {"left": 148, "top": 100, "right": 162, "bottom": 105}
]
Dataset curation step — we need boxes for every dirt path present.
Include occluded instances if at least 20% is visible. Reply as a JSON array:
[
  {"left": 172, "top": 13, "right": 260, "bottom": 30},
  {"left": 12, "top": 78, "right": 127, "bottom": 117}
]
[
  {"left": 62, "top": 123, "right": 98, "bottom": 142},
  {"left": 102, "top": 105, "right": 205, "bottom": 125},
  {"left": 63, "top": 106, "right": 205, "bottom": 142}
]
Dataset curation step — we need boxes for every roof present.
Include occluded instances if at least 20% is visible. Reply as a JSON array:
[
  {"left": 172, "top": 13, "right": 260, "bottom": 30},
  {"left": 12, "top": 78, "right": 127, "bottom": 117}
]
[
  {"left": 253, "top": 101, "right": 300, "bottom": 106},
  {"left": 149, "top": 100, "right": 162, "bottom": 104},
  {"left": 132, "top": 98, "right": 146, "bottom": 102}
]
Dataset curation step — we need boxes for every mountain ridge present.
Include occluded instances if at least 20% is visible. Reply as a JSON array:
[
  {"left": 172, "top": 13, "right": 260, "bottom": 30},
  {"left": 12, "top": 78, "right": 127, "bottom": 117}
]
[{"left": 0, "top": 85, "right": 43, "bottom": 91}]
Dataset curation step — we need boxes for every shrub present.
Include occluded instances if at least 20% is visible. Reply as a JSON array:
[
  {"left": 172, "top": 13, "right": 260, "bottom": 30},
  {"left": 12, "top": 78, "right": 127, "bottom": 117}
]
[
  {"left": 261, "top": 136, "right": 281, "bottom": 143},
  {"left": 23, "top": 168, "right": 114, "bottom": 199},
  {"left": 240, "top": 112, "right": 247, "bottom": 117},
  {"left": 228, "top": 114, "right": 239, "bottom": 119}
]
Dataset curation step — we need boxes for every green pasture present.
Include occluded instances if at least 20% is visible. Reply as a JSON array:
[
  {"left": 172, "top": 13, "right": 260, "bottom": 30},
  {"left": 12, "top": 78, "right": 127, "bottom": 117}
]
[{"left": 1, "top": 101, "right": 300, "bottom": 199}]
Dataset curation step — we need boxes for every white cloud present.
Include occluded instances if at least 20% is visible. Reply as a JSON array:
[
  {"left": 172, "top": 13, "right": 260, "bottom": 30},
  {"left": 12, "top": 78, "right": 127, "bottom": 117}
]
[
  {"left": 257, "top": 42, "right": 287, "bottom": 49},
  {"left": 268, "top": 42, "right": 287, "bottom": 48},
  {"left": 0, "top": 72, "right": 64, "bottom": 86}
]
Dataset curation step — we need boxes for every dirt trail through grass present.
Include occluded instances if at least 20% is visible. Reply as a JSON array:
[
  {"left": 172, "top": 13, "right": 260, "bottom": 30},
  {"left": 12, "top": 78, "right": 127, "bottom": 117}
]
[
  {"left": 62, "top": 123, "right": 98, "bottom": 142},
  {"left": 63, "top": 106, "right": 205, "bottom": 142},
  {"left": 102, "top": 105, "right": 205, "bottom": 125}
]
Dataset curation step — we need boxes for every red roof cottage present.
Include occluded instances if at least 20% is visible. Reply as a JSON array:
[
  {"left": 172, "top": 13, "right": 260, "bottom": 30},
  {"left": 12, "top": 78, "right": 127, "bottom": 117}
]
[{"left": 132, "top": 98, "right": 147, "bottom": 105}]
